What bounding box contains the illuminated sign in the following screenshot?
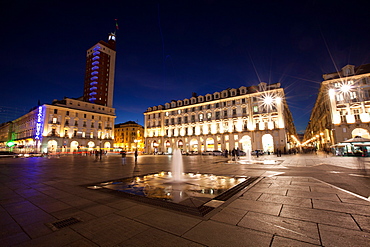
[35,106,44,140]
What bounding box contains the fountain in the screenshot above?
[245,147,252,162]
[171,149,183,182]
[87,148,260,216]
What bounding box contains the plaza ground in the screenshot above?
[0,153,369,246]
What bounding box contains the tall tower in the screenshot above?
[83,33,116,107]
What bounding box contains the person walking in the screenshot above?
[134,150,138,162]
[121,151,126,165]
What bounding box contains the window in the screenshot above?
[84,114,87,118]
[207,112,212,120]
[216,111,220,119]
[165,112,169,116]
[253,106,258,113]
[242,108,247,114]
[199,113,204,121]
[178,109,181,114]
[178,117,181,124]
[232,109,237,116]
[191,115,195,122]
[224,110,228,117]
[54,109,58,114]
[52,117,57,124]
[184,116,188,123]
[66,111,69,116]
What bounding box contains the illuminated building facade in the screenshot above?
[83,33,116,107]
[0,98,115,153]
[304,64,370,149]
[114,121,144,152]
[0,32,117,154]
[144,82,297,154]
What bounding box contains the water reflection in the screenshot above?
[99,172,247,204]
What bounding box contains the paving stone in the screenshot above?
[280,205,360,230]
[238,211,320,245]
[183,220,273,246]
[271,236,320,246]
[115,204,156,218]
[117,226,204,247]
[240,191,262,200]
[248,187,288,196]
[319,224,370,247]
[80,203,118,217]
[71,214,150,247]
[22,221,54,239]
[51,207,96,222]
[36,200,71,213]
[0,231,30,246]
[228,198,282,216]
[287,190,341,202]
[18,227,83,247]
[134,208,202,235]
[3,200,40,216]
[12,208,56,226]
[269,184,311,192]
[258,193,312,208]
[352,214,370,232]
[312,198,370,215]
[211,207,248,225]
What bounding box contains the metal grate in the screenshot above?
[48,217,82,231]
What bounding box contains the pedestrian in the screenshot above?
[236,147,240,160]
[95,150,99,161]
[231,148,236,161]
[256,150,259,158]
[121,151,126,165]
[99,149,103,161]
[224,149,228,158]
[134,150,138,162]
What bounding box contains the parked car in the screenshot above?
[239,150,246,156]
[251,150,264,155]
[212,150,224,156]
[0,151,19,158]
[201,151,213,155]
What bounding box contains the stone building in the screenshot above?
[144,82,297,154]
[304,64,370,149]
[0,97,115,154]
[114,121,144,152]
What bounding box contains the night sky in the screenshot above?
[1,1,369,133]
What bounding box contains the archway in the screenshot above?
[206,137,214,151]
[152,141,159,154]
[104,142,111,150]
[240,135,252,152]
[165,140,172,154]
[177,140,184,150]
[47,140,58,153]
[352,128,370,138]
[70,141,79,153]
[262,134,274,153]
[87,141,95,150]
[190,139,198,152]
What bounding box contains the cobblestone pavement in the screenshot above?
[0,153,369,246]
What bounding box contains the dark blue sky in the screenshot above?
[1,1,369,133]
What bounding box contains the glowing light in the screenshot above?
[35,106,44,140]
[340,84,352,93]
[264,96,273,105]
[6,141,15,147]
[328,88,336,97]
